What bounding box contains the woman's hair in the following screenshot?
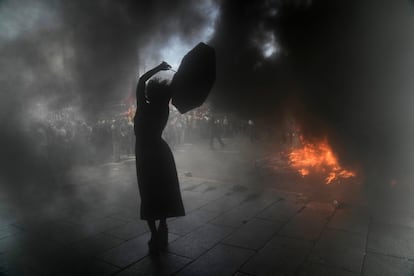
[146,78,172,103]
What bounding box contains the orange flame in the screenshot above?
[288,137,356,184]
[123,106,136,123]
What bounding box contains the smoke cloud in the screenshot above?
[209,0,414,184]
[0,0,219,216]
[1,0,414,224]
[1,1,414,271]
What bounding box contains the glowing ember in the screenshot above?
[288,136,356,184]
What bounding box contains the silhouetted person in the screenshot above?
[248,119,256,142]
[134,62,185,254]
[209,114,225,149]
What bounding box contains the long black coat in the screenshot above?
[134,82,185,220]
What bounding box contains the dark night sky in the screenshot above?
[1,0,414,214]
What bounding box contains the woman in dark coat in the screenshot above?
[134,61,185,253]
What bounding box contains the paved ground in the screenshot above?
[1,137,414,275]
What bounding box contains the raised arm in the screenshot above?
[136,62,172,104]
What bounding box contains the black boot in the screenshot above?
[148,234,160,255]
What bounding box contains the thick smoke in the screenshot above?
[0,0,217,216]
[0,0,216,115]
[209,0,414,185]
[1,0,414,270]
[2,0,414,225]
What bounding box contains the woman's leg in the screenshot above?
[159,218,167,228]
[147,220,158,253]
[158,218,168,247]
[147,220,157,237]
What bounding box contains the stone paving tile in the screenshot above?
[117,252,192,276]
[200,193,247,213]
[210,195,278,227]
[57,228,99,246]
[167,232,181,243]
[0,222,12,231]
[190,181,221,191]
[362,252,414,276]
[279,202,334,241]
[0,233,53,255]
[12,219,91,244]
[0,251,42,276]
[181,189,211,200]
[0,214,16,231]
[181,191,212,212]
[305,201,336,215]
[83,260,121,275]
[177,244,255,276]
[309,229,366,273]
[241,236,312,276]
[181,183,203,191]
[372,211,414,229]
[15,246,86,276]
[184,198,211,213]
[297,262,358,276]
[56,260,120,276]
[99,232,151,268]
[0,265,42,276]
[179,177,206,190]
[76,217,129,236]
[367,222,414,259]
[105,220,148,241]
[327,208,370,235]
[63,211,109,225]
[234,272,253,276]
[223,218,283,250]
[0,225,20,240]
[244,191,282,205]
[191,181,230,201]
[169,223,234,259]
[108,208,140,222]
[68,232,125,258]
[168,209,220,235]
[16,231,63,253]
[13,217,69,232]
[256,197,305,222]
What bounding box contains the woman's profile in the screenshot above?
[134,61,185,253]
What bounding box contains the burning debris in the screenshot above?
[288,136,356,184]
[256,133,356,185]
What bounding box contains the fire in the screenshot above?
[124,106,136,122]
[288,136,356,184]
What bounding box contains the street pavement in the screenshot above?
[1,137,414,275]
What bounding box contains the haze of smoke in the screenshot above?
[209,0,414,184]
[0,0,217,217]
[2,0,414,220]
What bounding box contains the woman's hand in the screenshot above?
[158,61,172,71]
[138,61,172,92]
